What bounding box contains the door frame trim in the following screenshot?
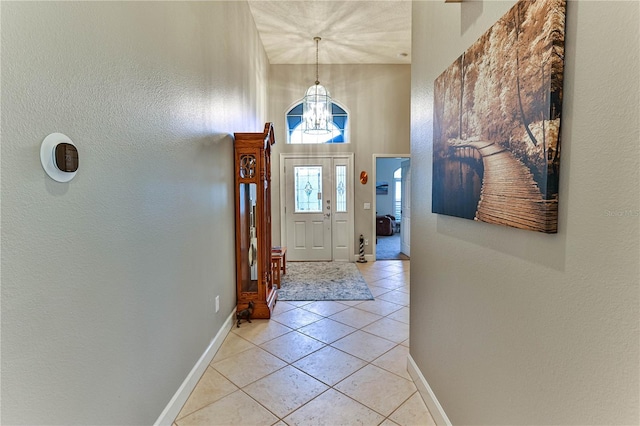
[372,154,410,261]
[280,153,355,262]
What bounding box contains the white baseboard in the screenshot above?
[154,310,235,426]
[407,354,452,426]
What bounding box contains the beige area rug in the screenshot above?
[277,262,374,301]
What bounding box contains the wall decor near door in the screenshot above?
[432,0,566,233]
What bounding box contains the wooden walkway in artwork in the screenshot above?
[452,141,557,233]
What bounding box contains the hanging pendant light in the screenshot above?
[303,37,332,135]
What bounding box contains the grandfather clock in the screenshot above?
[233,123,276,319]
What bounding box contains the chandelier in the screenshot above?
[303,37,332,134]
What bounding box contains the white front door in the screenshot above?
[284,157,332,261]
[282,155,354,261]
[400,160,411,257]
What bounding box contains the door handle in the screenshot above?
[324,213,331,219]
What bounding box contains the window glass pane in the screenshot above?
[290,123,342,144]
[333,116,347,128]
[395,180,402,219]
[336,165,347,212]
[287,116,301,128]
[294,166,322,212]
[286,102,348,144]
[328,133,344,143]
[332,104,346,115]
[290,104,303,115]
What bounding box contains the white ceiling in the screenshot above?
[247,1,412,64]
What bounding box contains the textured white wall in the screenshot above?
[268,64,411,253]
[410,1,639,424]
[1,2,267,424]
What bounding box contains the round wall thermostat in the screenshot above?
[40,133,78,182]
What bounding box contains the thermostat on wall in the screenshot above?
[40,133,78,182]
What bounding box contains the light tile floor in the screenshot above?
[174,260,436,426]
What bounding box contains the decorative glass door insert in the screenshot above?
[335,165,347,213]
[294,166,322,212]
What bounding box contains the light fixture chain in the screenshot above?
[315,36,320,85]
[303,35,332,135]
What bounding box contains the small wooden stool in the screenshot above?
[271,246,287,288]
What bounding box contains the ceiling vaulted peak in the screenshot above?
[248,1,412,64]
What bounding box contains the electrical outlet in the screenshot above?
[215,295,220,313]
[364,239,369,246]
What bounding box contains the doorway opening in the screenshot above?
[373,155,410,260]
[280,153,355,262]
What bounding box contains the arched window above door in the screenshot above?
[286,102,349,144]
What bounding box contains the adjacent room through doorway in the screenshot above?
[374,156,410,260]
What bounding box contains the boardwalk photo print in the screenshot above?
[432,0,566,233]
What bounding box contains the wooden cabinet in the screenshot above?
[234,123,276,319]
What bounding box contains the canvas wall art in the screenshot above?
[432,0,566,233]
[376,182,389,195]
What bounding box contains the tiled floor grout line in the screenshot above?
[255,302,411,423]
[380,390,421,425]
[272,267,411,423]
[227,324,412,424]
[175,261,425,425]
